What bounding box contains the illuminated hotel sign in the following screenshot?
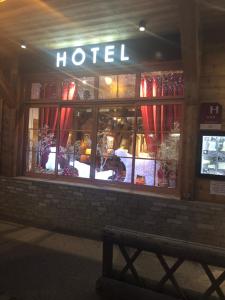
[56,43,130,68]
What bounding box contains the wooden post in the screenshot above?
[178,0,201,200]
[0,97,3,173]
[0,55,21,176]
[102,237,113,277]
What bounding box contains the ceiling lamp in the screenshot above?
[105,76,112,85]
[139,20,146,32]
[20,41,27,49]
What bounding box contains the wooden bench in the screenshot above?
[96,226,225,300]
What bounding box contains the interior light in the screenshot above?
[20,42,27,49]
[82,80,87,85]
[85,148,91,155]
[139,20,146,32]
[105,76,112,85]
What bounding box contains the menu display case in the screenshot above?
[199,131,225,178]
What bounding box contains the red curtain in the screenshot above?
[140,78,181,153]
[38,81,77,168]
[40,107,58,131]
[60,81,77,147]
[62,81,77,101]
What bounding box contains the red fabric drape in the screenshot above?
[40,107,58,131]
[38,81,77,168]
[60,81,77,147]
[62,80,77,101]
[140,78,181,154]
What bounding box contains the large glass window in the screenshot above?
[26,71,183,193]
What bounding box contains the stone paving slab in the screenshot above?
[0,220,224,300]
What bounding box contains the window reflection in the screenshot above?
[118,74,136,98]
[99,74,136,99]
[77,77,95,100]
[61,77,95,101]
[99,75,117,99]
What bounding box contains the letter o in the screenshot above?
[72,48,86,66]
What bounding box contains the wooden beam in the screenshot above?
[0,97,3,173]
[0,70,14,108]
[178,0,201,200]
[0,56,21,176]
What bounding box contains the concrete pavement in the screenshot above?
[0,220,224,300]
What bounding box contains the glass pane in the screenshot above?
[60,107,93,132]
[98,107,135,150]
[26,149,56,174]
[118,74,136,98]
[155,160,177,188]
[29,108,39,129]
[96,107,135,182]
[99,75,117,99]
[134,158,156,186]
[61,80,77,100]
[95,154,127,182]
[58,107,93,179]
[44,82,58,99]
[77,77,95,100]
[27,107,58,174]
[31,83,42,100]
[140,71,184,98]
[28,130,39,151]
[136,133,157,159]
[26,151,38,172]
[58,152,91,178]
[136,104,181,188]
[58,130,92,178]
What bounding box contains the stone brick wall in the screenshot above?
[0,176,225,247]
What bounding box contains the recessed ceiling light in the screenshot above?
[20,42,27,49]
[139,20,146,32]
[105,76,112,85]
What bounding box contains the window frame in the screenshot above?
[22,66,184,196]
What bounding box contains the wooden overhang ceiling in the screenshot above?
[0,0,224,53]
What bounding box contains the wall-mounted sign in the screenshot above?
[210,181,225,195]
[50,35,181,72]
[200,103,222,130]
[56,43,130,68]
